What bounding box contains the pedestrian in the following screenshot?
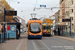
[58,27,60,36]
[0,24,2,33]
[16,29,19,39]
[1,26,4,33]
[53,29,56,35]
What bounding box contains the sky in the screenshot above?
[6,0,59,23]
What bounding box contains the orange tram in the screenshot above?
[28,18,42,39]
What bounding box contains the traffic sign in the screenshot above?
[5,10,17,16]
[40,5,46,7]
[62,19,70,22]
[46,19,53,23]
[46,21,53,23]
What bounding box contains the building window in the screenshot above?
[68,23,69,25]
[71,17,73,20]
[70,9,73,13]
[60,0,64,4]
[62,0,63,2]
[58,19,59,21]
[72,24,73,29]
[72,9,73,13]
[72,0,73,5]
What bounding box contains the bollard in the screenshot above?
[0,34,1,43]
[8,33,9,40]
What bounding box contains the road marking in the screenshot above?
[25,47,27,50]
[40,40,51,50]
[25,39,27,50]
[16,39,24,50]
[49,37,67,46]
[32,40,37,50]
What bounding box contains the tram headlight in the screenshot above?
[40,34,42,35]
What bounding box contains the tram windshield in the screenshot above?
[43,26,50,30]
[30,23,41,33]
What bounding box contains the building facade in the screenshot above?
[59,0,75,37]
[49,14,55,30]
[42,18,46,23]
[55,10,60,26]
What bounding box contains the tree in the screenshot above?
[0,0,14,22]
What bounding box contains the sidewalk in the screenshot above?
[0,32,28,50]
[54,35,75,42]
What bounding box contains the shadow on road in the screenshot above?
[28,38,42,40]
[43,35,53,37]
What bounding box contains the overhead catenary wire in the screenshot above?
[45,3,60,16]
[7,0,37,5]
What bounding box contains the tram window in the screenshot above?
[43,26,50,30]
[30,23,41,33]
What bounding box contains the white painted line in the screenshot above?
[16,39,24,50]
[32,40,37,50]
[25,40,27,50]
[40,40,50,50]
[24,47,26,50]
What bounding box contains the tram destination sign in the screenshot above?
[62,19,70,22]
[5,10,17,16]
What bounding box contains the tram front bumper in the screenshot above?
[43,33,51,36]
[28,35,42,38]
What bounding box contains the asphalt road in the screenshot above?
[28,36,75,50]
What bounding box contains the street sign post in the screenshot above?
[2,8,17,43]
[2,8,6,43]
[46,19,53,24]
[70,17,71,37]
[62,19,70,22]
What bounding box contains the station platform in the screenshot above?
[0,32,27,50]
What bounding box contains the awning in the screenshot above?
[56,23,67,26]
